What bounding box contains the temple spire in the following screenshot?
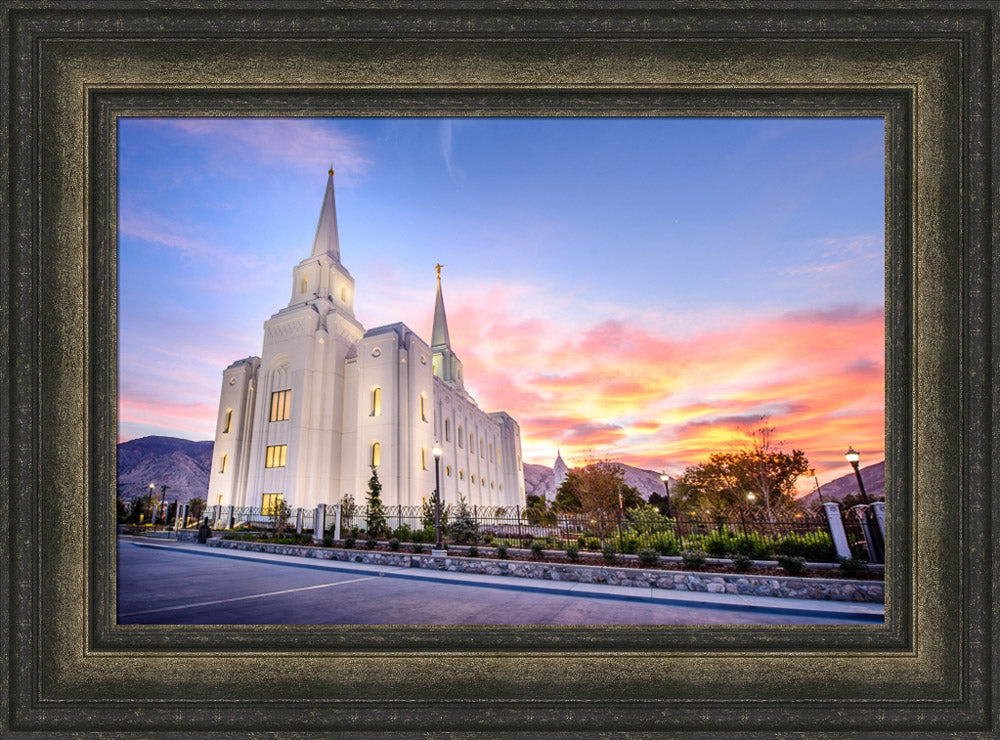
[431,264,451,349]
[310,167,341,260]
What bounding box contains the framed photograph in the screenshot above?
[2,2,995,735]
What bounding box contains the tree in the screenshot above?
[447,494,478,543]
[271,498,292,538]
[551,460,642,536]
[676,419,812,520]
[365,466,388,537]
[337,493,358,533]
[187,497,206,525]
[524,494,556,525]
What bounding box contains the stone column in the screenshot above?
[174,504,185,532]
[295,508,303,534]
[822,502,852,559]
[211,505,221,528]
[334,502,342,541]
[313,504,326,543]
[222,505,233,530]
[871,501,886,540]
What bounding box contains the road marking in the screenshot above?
[118,576,377,618]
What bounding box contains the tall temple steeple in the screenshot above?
[310,166,341,261]
[431,265,465,391]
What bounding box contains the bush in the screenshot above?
[343,536,356,549]
[482,532,494,545]
[467,545,478,558]
[731,553,754,572]
[565,545,579,561]
[411,542,424,554]
[365,536,377,550]
[322,535,333,547]
[680,549,707,569]
[836,555,869,578]
[618,536,640,555]
[496,543,508,559]
[773,531,836,562]
[776,554,807,575]
[586,537,601,551]
[448,494,479,544]
[637,549,659,566]
[649,531,680,556]
[601,543,617,564]
[530,541,545,559]
[388,538,400,551]
[392,524,412,542]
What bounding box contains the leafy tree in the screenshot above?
[646,491,673,517]
[676,419,812,520]
[365,466,388,537]
[337,493,358,533]
[627,503,670,534]
[187,497,206,524]
[551,460,643,536]
[271,498,292,538]
[524,494,555,525]
[116,496,130,523]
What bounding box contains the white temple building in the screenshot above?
[207,170,526,512]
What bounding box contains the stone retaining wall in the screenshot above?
[204,538,884,603]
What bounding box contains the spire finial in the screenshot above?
[435,263,445,281]
[328,164,334,176]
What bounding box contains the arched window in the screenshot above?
[219,454,227,473]
[301,276,307,293]
[371,442,381,467]
[421,447,427,470]
[371,387,381,416]
[446,465,452,476]
[458,426,464,448]
[223,409,232,434]
[470,432,475,449]
[340,286,347,302]
[445,418,451,442]
[420,393,428,422]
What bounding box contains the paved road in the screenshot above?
[117,538,883,626]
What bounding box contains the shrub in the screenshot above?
[447,494,479,544]
[601,543,617,564]
[365,536,377,550]
[565,545,579,561]
[773,531,836,562]
[618,536,640,554]
[649,531,680,556]
[637,549,659,566]
[482,532,494,545]
[467,545,478,557]
[343,536,355,549]
[530,541,545,559]
[388,538,400,551]
[586,537,601,551]
[776,554,807,575]
[496,543,508,559]
[322,535,333,547]
[680,549,707,569]
[392,524,412,542]
[836,555,869,578]
[411,543,423,554]
[731,553,754,572]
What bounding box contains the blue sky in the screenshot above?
[118,116,885,482]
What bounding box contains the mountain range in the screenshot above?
[117,435,884,506]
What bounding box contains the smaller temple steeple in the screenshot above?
[310,166,341,261]
[431,266,464,391]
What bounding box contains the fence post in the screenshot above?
[313,504,325,543]
[210,505,220,528]
[822,502,852,559]
[334,502,342,541]
[871,501,886,540]
[295,508,303,534]
[178,503,188,529]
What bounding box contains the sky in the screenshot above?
[118,116,885,486]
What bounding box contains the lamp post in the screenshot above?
[148,483,155,526]
[659,473,673,518]
[432,444,443,549]
[844,447,870,505]
[746,492,756,504]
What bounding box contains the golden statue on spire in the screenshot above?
[328,164,334,176]
[435,263,445,280]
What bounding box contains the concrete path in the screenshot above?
[117,536,884,625]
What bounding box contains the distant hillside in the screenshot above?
[523,461,673,501]
[117,436,214,504]
[797,461,885,506]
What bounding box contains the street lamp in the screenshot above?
[432,444,443,549]
[746,492,756,504]
[148,483,155,526]
[659,473,673,517]
[844,446,870,505]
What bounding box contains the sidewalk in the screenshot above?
[120,536,885,623]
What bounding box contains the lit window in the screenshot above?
[217,494,223,505]
[458,426,464,448]
[340,286,347,302]
[421,447,427,470]
[371,387,381,416]
[265,445,287,468]
[301,276,307,293]
[371,442,381,467]
[219,454,227,473]
[223,408,232,434]
[445,418,451,442]
[261,493,283,516]
[491,481,495,489]
[420,393,428,422]
[471,475,476,483]
[459,470,464,480]
[446,465,452,476]
[270,390,290,422]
